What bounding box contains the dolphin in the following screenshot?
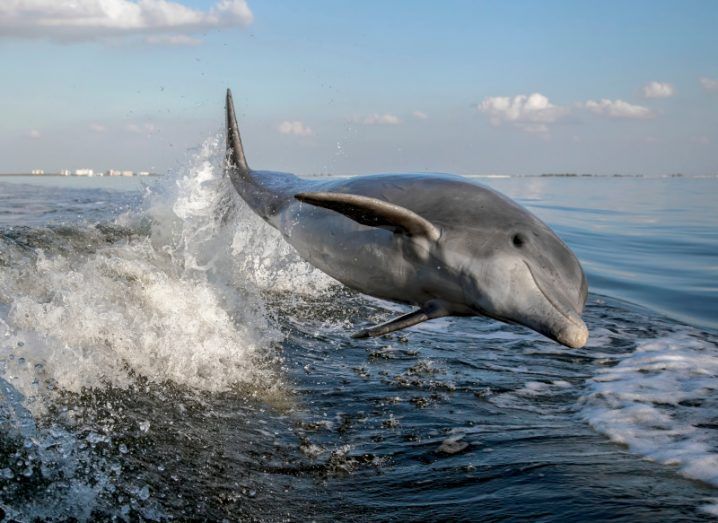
[224,89,589,348]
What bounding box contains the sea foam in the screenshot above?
[0,134,333,405]
[580,331,718,487]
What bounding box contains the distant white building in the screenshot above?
[138,171,150,176]
[121,170,134,177]
[106,169,121,177]
[75,169,94,176]
[31,169,44,175]
[59,169,70,176]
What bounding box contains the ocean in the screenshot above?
[1,135,717,521]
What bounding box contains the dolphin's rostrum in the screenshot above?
[225,89,589,348]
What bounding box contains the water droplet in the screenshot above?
[138,485,150,501]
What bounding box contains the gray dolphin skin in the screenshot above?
[225,89,589,348]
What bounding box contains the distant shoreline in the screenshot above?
[1,172,716,179]
[0,173,160,177]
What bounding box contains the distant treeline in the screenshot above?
[539,173,692,178]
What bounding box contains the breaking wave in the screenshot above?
[580,328,718,488]
[0,134,335,405]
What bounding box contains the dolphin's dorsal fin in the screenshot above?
[295,192,440,241]
[226,88,249,176]
[352,300,450,338]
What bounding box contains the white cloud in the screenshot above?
[642,81,675,99]
[584,99,654,119]
[477,93,568,134]
[145,34,202,46]
[691,135,710,145]
[478,92,659,132]
[0,0,253,42]
[412,110,428,120]
[126,122,158,134]
[699,77,718,92]
[89,123,107,132]
[278,120,313,137]
[27,129,41,139]
[355,113,401,125]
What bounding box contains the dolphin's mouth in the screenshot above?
[523,261,582,327]
[523,261,588,348]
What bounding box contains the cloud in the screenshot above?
[477,93,568,134]
[89,123,107,132]
[0,0,253,42]
[354,113,401,125]
[642,81,675,99]
[699,77,718,92]
[278,120,313,137]
[126,122,158,134]
[478,92,658,133]
[145,34,202,46]
[584,99,654,119]
[27,129,41,139]
[412,110,428,120]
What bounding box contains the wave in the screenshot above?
[580,328,718,487]
[0,134,336,405]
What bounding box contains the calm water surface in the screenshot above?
[0,154,716,521]
[482,175,718,331]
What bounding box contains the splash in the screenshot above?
[138,135,335,295]
[580,330,718,487]
[0,133,334,403]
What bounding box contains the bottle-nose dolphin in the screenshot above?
[225,89,589,348]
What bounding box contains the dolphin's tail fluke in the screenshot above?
[225,88,249,177]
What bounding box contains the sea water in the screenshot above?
[0,137,716,521]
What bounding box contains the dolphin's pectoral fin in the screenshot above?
[352,301,450,339]
[295,192,440,241]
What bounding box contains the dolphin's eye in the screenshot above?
[512,233,525,248]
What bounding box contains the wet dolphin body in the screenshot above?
[225,90,589,348]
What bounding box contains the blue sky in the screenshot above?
[0,0,716,175]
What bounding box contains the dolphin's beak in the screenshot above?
[523,261,589,349]
[554,315,589,349]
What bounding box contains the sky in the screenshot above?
[0,0,716,175]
